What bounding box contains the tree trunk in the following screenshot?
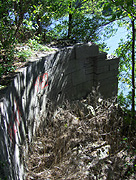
[36,15,42,36]
[68,3,72,39]
[14,1,25,37]
[131,18,135,120]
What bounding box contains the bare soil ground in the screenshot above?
[24,95,136,180]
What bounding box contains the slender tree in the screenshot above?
[131,0,135,119]
[103,0,136,120]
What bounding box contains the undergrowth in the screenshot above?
[0,38,54,87]
[15,38,54,62]
[24,92,136,180]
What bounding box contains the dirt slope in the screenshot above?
[25,96,136,180]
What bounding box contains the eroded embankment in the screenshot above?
[24,94,136,180]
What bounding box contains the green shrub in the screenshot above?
[17,50,32,62]
[27,38,51,51]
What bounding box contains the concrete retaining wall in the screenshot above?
[0,43,119,179]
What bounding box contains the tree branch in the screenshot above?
[110,0,136,19]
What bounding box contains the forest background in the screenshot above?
[0,0,135,122]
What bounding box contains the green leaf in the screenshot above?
[128,13,132,19]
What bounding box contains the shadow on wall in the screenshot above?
[0,43,119,180]
[0,47,74,180]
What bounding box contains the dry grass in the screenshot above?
[24,92,136,180]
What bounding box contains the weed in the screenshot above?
[27,38,52,51]
[25,94,136,180]
[16,50,32,62]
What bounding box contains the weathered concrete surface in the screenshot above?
[0,43,119,180]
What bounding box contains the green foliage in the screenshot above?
[117,92,131,109]
[0,0,17,78]
[0,46,16,78]
[115,29,136,111]
[27,38,52,51]
[44,0,110,42]
[97,42,110,52]
[16,50,32,62]
[116,37,132,88]
[102,0,136,117]
[49,15,102,42]
[15,38,52,62]
[69,14,101,42]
